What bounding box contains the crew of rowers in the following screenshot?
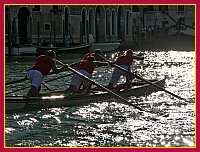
[26,49,144,97]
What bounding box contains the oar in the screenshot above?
[6,73,73,95]
[112,64,189,102]
[66,65,144,111]
[41,82,53,91]
[6,77,27,85]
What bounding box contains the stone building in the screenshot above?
[5,5,195,49]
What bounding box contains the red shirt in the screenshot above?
[77,60,96,74]
[115,54,134,68]
[31,55,53,76]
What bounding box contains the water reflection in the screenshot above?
[5,51,195,147]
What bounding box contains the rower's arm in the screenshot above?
[51,59,66,74]
[95,54,107,61]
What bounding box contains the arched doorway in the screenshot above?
[88,9,95,36]
[95,6,105,43]
[80,8,87,44]
[18,7,30,45]
[88,9,95,43]
[117,6,125,41]
[82,9,86,36]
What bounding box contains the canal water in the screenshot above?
[5,50,195,147]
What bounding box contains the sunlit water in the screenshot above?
[5,50,195,147]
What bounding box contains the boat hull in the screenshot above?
[57,44,91,53]
[5,77,165,113]
[89,42,120,52]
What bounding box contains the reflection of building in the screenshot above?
[5,5,195,48]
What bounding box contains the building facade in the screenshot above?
[5,5,195,48]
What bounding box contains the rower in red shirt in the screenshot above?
[82,49,106,61]
[26,50,67,97]
[65,56,108,95]
[108,49,144,90]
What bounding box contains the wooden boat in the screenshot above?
[89,42,120,52]
[37,43,91,54]
[57,43,91,53]
[5,77,165,113]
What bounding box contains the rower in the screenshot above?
[108,49,144,90]
[65,56,108,95]
[26,50,67,97]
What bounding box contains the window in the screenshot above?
[44,23,51,31]
[178,5,184,11]
[132,6,139,12]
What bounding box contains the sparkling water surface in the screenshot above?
[5,50,195,147]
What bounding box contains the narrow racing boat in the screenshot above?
[5,77,165,113]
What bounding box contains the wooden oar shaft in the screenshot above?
[41,82,53,91]
[5,78,27,85]
[67,66,144,111]
[6,86,30,95]
[55,59,65,66]
[112,64,189,102]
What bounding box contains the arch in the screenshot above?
[18,7,31,44]
[95,6,105,42]
[117,6,125,40]
[81,8,87,36]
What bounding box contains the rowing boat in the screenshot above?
[5,77,165,113]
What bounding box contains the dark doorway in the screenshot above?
[117,7,125,41]
[18,7,30,45]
